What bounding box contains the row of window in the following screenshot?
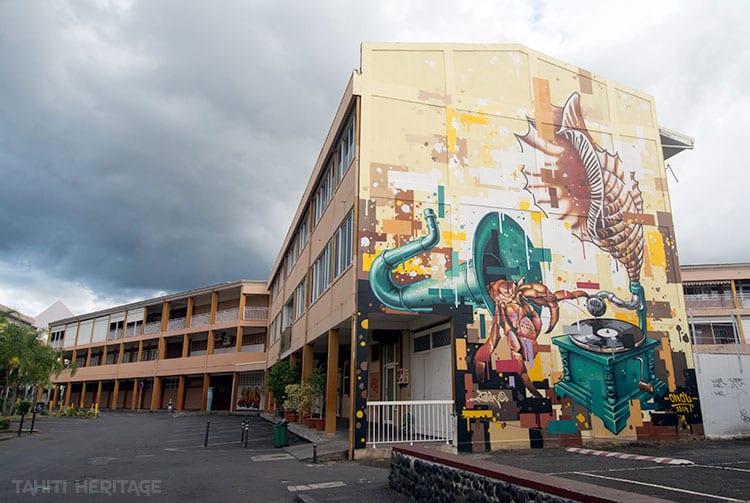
[270,110,356,301]
[268,212,354,349]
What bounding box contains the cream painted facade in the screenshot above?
[48,280,268,414]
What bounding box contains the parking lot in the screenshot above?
[0,412,407,502]
[474,438,750,502]
[2,412,749,502]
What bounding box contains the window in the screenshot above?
[163,378,179,390]
[270,272,283,302]
[294,278,306,319]
[125,320,142,337]
[337,116,355,181]
[313,161,335,225]
[334,211,354,277]
[297,212,309,253]
[282,297,294,330]
[285,238,297,276]
[108,320,124,341]
[311,241,332,302]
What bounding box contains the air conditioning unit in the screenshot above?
[221,334,233,346]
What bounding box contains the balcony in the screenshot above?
[167,317,186,331]
[244,306,268,321]
[685,293,737,310]
[215,308,239,324]
[191,312,210,327]
[144,321,161,335]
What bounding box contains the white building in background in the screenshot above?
[682,263,750,438]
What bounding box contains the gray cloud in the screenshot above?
[1,0,748,316]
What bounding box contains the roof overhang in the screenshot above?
[659,126,695,160]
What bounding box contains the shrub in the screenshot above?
[0,416,10,430]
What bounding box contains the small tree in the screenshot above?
[305,366,327,418]
[0,313,70,416]
[266,360,299,410]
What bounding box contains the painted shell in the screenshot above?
[517,93,644,283]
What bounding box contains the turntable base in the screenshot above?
[553,334,666,435]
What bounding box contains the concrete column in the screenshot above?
[79,382,87,408]
[301,343,314,381]
[207,330,215,355]
[210,292,218,324]
[95,381,103,409]
[182,334,190,358]
[117,342,125,364]
[176,376,186,411]
[51,385,60,408]
[151,377,162,411]
[201,373,210,411]
[111,380,120,410]
[231,372,239,412]
[137,340,143,362]
[325,329,339,435]
[131,380,138,410]
[186,297,194,328]
[64,383,72,407]
[160,302,170,332]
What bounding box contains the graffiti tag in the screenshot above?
[663,391,698,414]
[468,390,510,410]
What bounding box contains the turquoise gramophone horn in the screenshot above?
[368,209,543,312]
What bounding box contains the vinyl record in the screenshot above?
[567,318,645,353]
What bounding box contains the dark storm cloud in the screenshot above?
[0,1,360,296]
[2,0,748,316]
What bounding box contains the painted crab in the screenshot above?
[473,278,588,396]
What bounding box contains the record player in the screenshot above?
[552,286,666,435]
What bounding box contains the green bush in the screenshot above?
[0,416,10,430]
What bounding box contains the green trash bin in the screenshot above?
[273,420,288,448]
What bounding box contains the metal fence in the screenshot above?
[366,400,454,447]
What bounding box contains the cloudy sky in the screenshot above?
[1,0,747,318]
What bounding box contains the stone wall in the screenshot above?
[388,446,671,503]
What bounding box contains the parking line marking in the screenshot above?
[287,481,346,492]
[693,464,750,473]
[566,447,694,465]
[572,472,745,502]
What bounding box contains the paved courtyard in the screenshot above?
[0,412,406,502]
[2,412,749,502]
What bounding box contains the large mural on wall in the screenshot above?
[356,47,700,452]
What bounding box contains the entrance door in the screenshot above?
[411,325,453,437]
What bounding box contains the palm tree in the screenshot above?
[0,311,70,416]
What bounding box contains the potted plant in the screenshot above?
[282,383,301,422]
[306,366,327,430]
[267,360,299,417]
[298,382,315,427]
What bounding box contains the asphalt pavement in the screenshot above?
[0,412,408,503]
[1,412,748,502]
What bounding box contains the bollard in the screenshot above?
[240,420,246,443]
[17,413,25,437]
[29,408,37,435]
[244,423,249,448]
[313,443,318,464]
[204,420,210,447]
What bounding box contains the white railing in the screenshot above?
[167,317,186,330]
[191,312,210,327]
[244,306,268,321]
[144,321,161,334]
[366,400,454,447]
[215,308,239,323]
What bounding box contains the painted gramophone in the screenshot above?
[520,93,669,434]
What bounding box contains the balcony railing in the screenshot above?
[244,306,268,321]
[366,400,455,447]
[215,308,239,324]
[684,293,749,309]
[191,312,210,327]
[167,317,186,330]
[144,321,161,335]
